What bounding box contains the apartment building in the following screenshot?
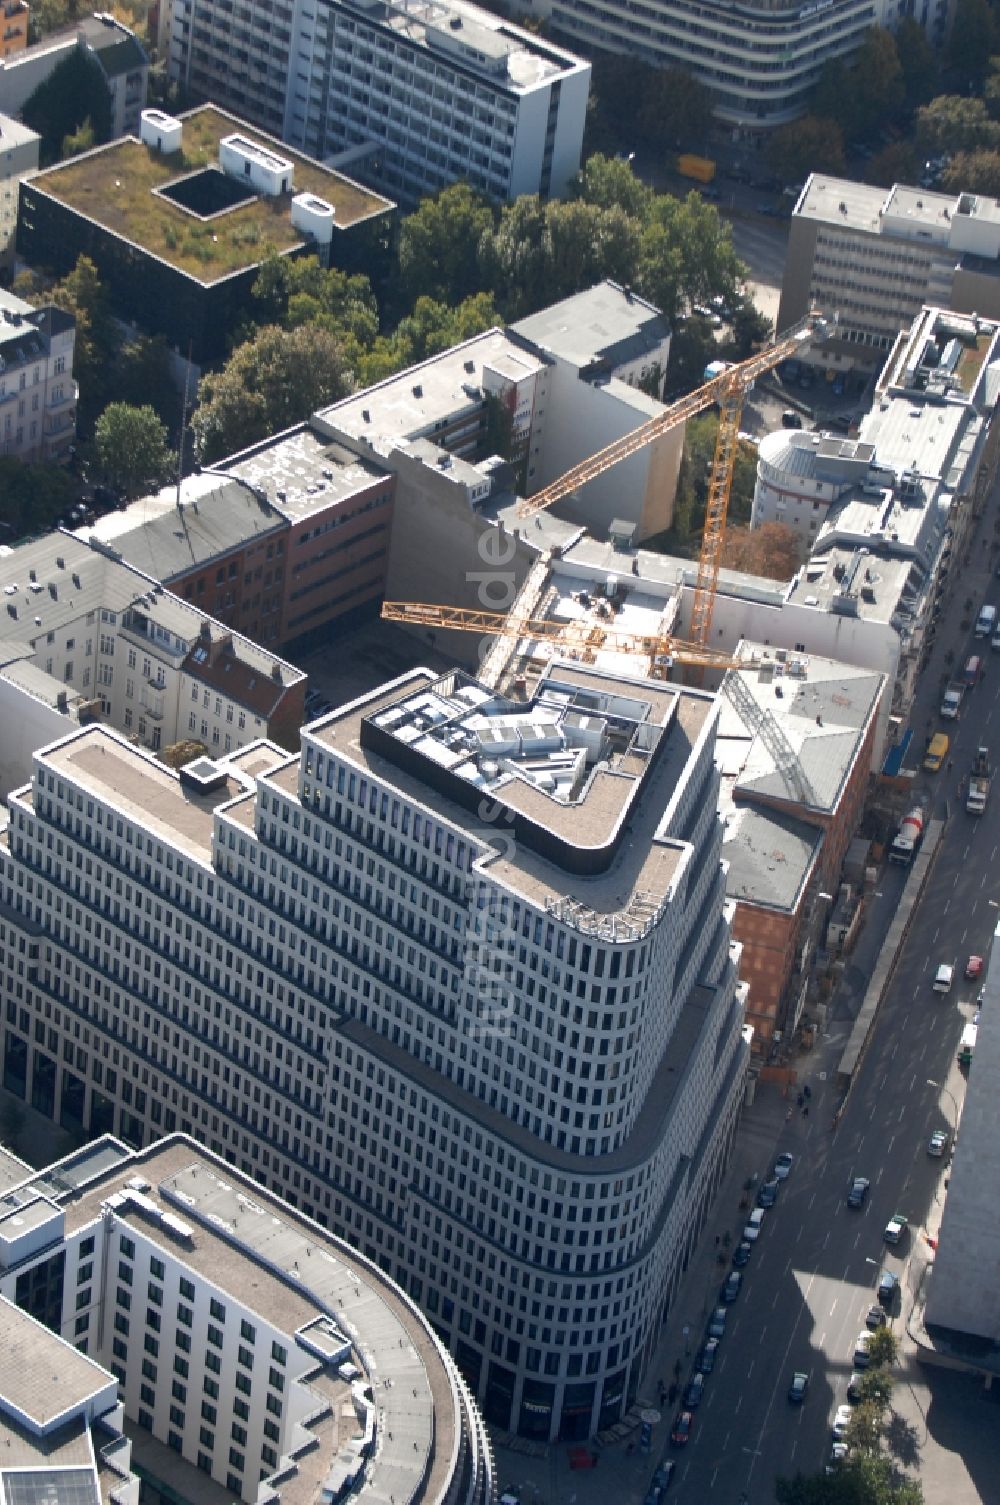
[0,14,147,135]
[0,1,27,58]
[779,175,1000,365]
[0,286,75,461]
[0,655,748,1441]
[517,0,949,130]
[168,0,590,204]
[0,530,306,798]
[0,1135,493,1504]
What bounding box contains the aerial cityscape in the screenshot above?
[0,1,995,1503]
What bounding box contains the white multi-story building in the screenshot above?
[0,657,748,1441]
[780,175,1000,364]
[0,112,37,270]
[517,0,949,131]
[168,0,590,204]
[0,1134,493,1504]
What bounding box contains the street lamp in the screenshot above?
[927,1077,959,1128]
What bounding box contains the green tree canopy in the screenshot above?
[94,403,173,501]
[192,324,354,464]
[895,17,939,115]
[585,56,713,156]
[44,255,118,435]
[572,154,655,221]
[916,93,1000,154]
[866,1325,899,1369]
[22,48,112,164]
[249,253,379,350]
[851,28,905,139]
[0,458,77,540]
[396,182,495,308]
[766,116,845,181]
[865,140,920,188]
[941,146,1000,191]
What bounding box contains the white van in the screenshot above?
[975,604,997,639]
[933,964,953,994]
[743,1208,765,1242]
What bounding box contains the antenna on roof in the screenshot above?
[176,340,194,511]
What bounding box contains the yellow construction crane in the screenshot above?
[515,309,826,649]
[380,600,740,677]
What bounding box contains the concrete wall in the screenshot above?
[0,677,75,800]
[950,263,1000,324]
[777,213,820,334]
[925,916,1000,1340]
[381,451,539,666]
[531,372,683,542]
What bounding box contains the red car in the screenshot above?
[966,955,983,980]
[671,1410,694,1447]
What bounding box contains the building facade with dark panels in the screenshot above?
[16,105,394,365]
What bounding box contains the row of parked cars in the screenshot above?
[662,1151,795,1470]
[826,1271,899,1473]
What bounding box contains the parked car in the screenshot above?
[832,1404,853,1440]
[884,1213,908,1245]
[788,1371,809,1404]
[966,955,983,980]
[878,1271,899,1308]
[652,1457,676,1491]
[847,1176,869,1208]
[707,1306,728,1339]
[774,1152,794,1180]
[866,1304,887,1330]
[826,1442,850,1475]
[846,1371,865,1403]
[684,1372,706,1409]
[640,1420,653,1453]
[697,1338,719,1373]
[721,1271,742,1303]
[732,1240,752,1268]
[757,1178,779,1209]
[853,1331,873,1368]
[927,1129,949,1158]
[670,1411,693,1447]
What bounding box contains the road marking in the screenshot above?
[734,1395,742,1414]
[853,1229,862,1249]
[819,1330,826,1347]
[747,1360,753,1379]
[722,1431,730,1453]
[829,1297,838,1316]
[891,1043,898,1060]
[898,1104,906,1122]
[790,1438,798,1459]
[823,1231,830,1249]
[759,1326,766,1343]
[807,1191,816,1210]
[876,1166,884,1183]
[710,1466,719,1489]
[962,926,969,944]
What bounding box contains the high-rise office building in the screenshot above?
[0,658,747,1440]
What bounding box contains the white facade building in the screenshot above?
[0,658,748,1442]
[780,175,1000,361]
[517,0,948,130]
[0,287,76,462]
[168,0,590,203]
[0,112,38,270]
[0,1135,493,1504]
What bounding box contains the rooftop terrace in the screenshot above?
[31,105,392,284]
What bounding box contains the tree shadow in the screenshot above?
[884,1408,921,1469]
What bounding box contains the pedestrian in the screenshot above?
[802,1105,809,1116]
[715,1234,720,1248]
[948,758,954,772]
[785,1107,793,1122]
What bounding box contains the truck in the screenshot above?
[958,1020,978,1066]
[677,153,716,184]
[967,746,991,815]
[923,732,949,772]
[940,681,964,719]
[889,805,926,864]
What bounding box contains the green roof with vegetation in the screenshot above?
[31,105,393,283]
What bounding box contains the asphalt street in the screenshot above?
[661,531,1000,1503]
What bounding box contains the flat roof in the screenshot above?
[318,328,547,459]
[795,173,950,236]
[29,105,393,285]
[223,424,389,518]
[721,802,821,913]
[511,279,669,370]
[0,1297,113,1431]
[369,0,586,87]
[46,1137,459,1505]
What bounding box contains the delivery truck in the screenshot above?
[967,746,991,815]
[677,154,716,184]
[889,805,926,864]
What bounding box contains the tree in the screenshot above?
[159,739,209,770]
[543,198,641,303]
[811,58,857,135]
[640,66,714,152]
[94,403,173,500]
[729,298,771,358]
[22,48,112,164]
[397,182,495,308]
[249,253,379,351]
[895,17,939,116]
[865,140,920,188]
[844,1399,884,1454]
[479,195,551,320]
[941,147,1000,193]
[866,1324,899,1369]
[0,458,77,539]
[948,0,997,88]
[110,336,180,435]
[854,1366,894,1413]
[574,153,655,221]
[193,324,354,463]
[720,522,802,579]
[61,114,94,160]
[777,1457,924,1505]
[43,255,118,435]
[916,94,1000,154]
[850,28,904,139]
[767,116,845,182]
[585,56,712,156]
